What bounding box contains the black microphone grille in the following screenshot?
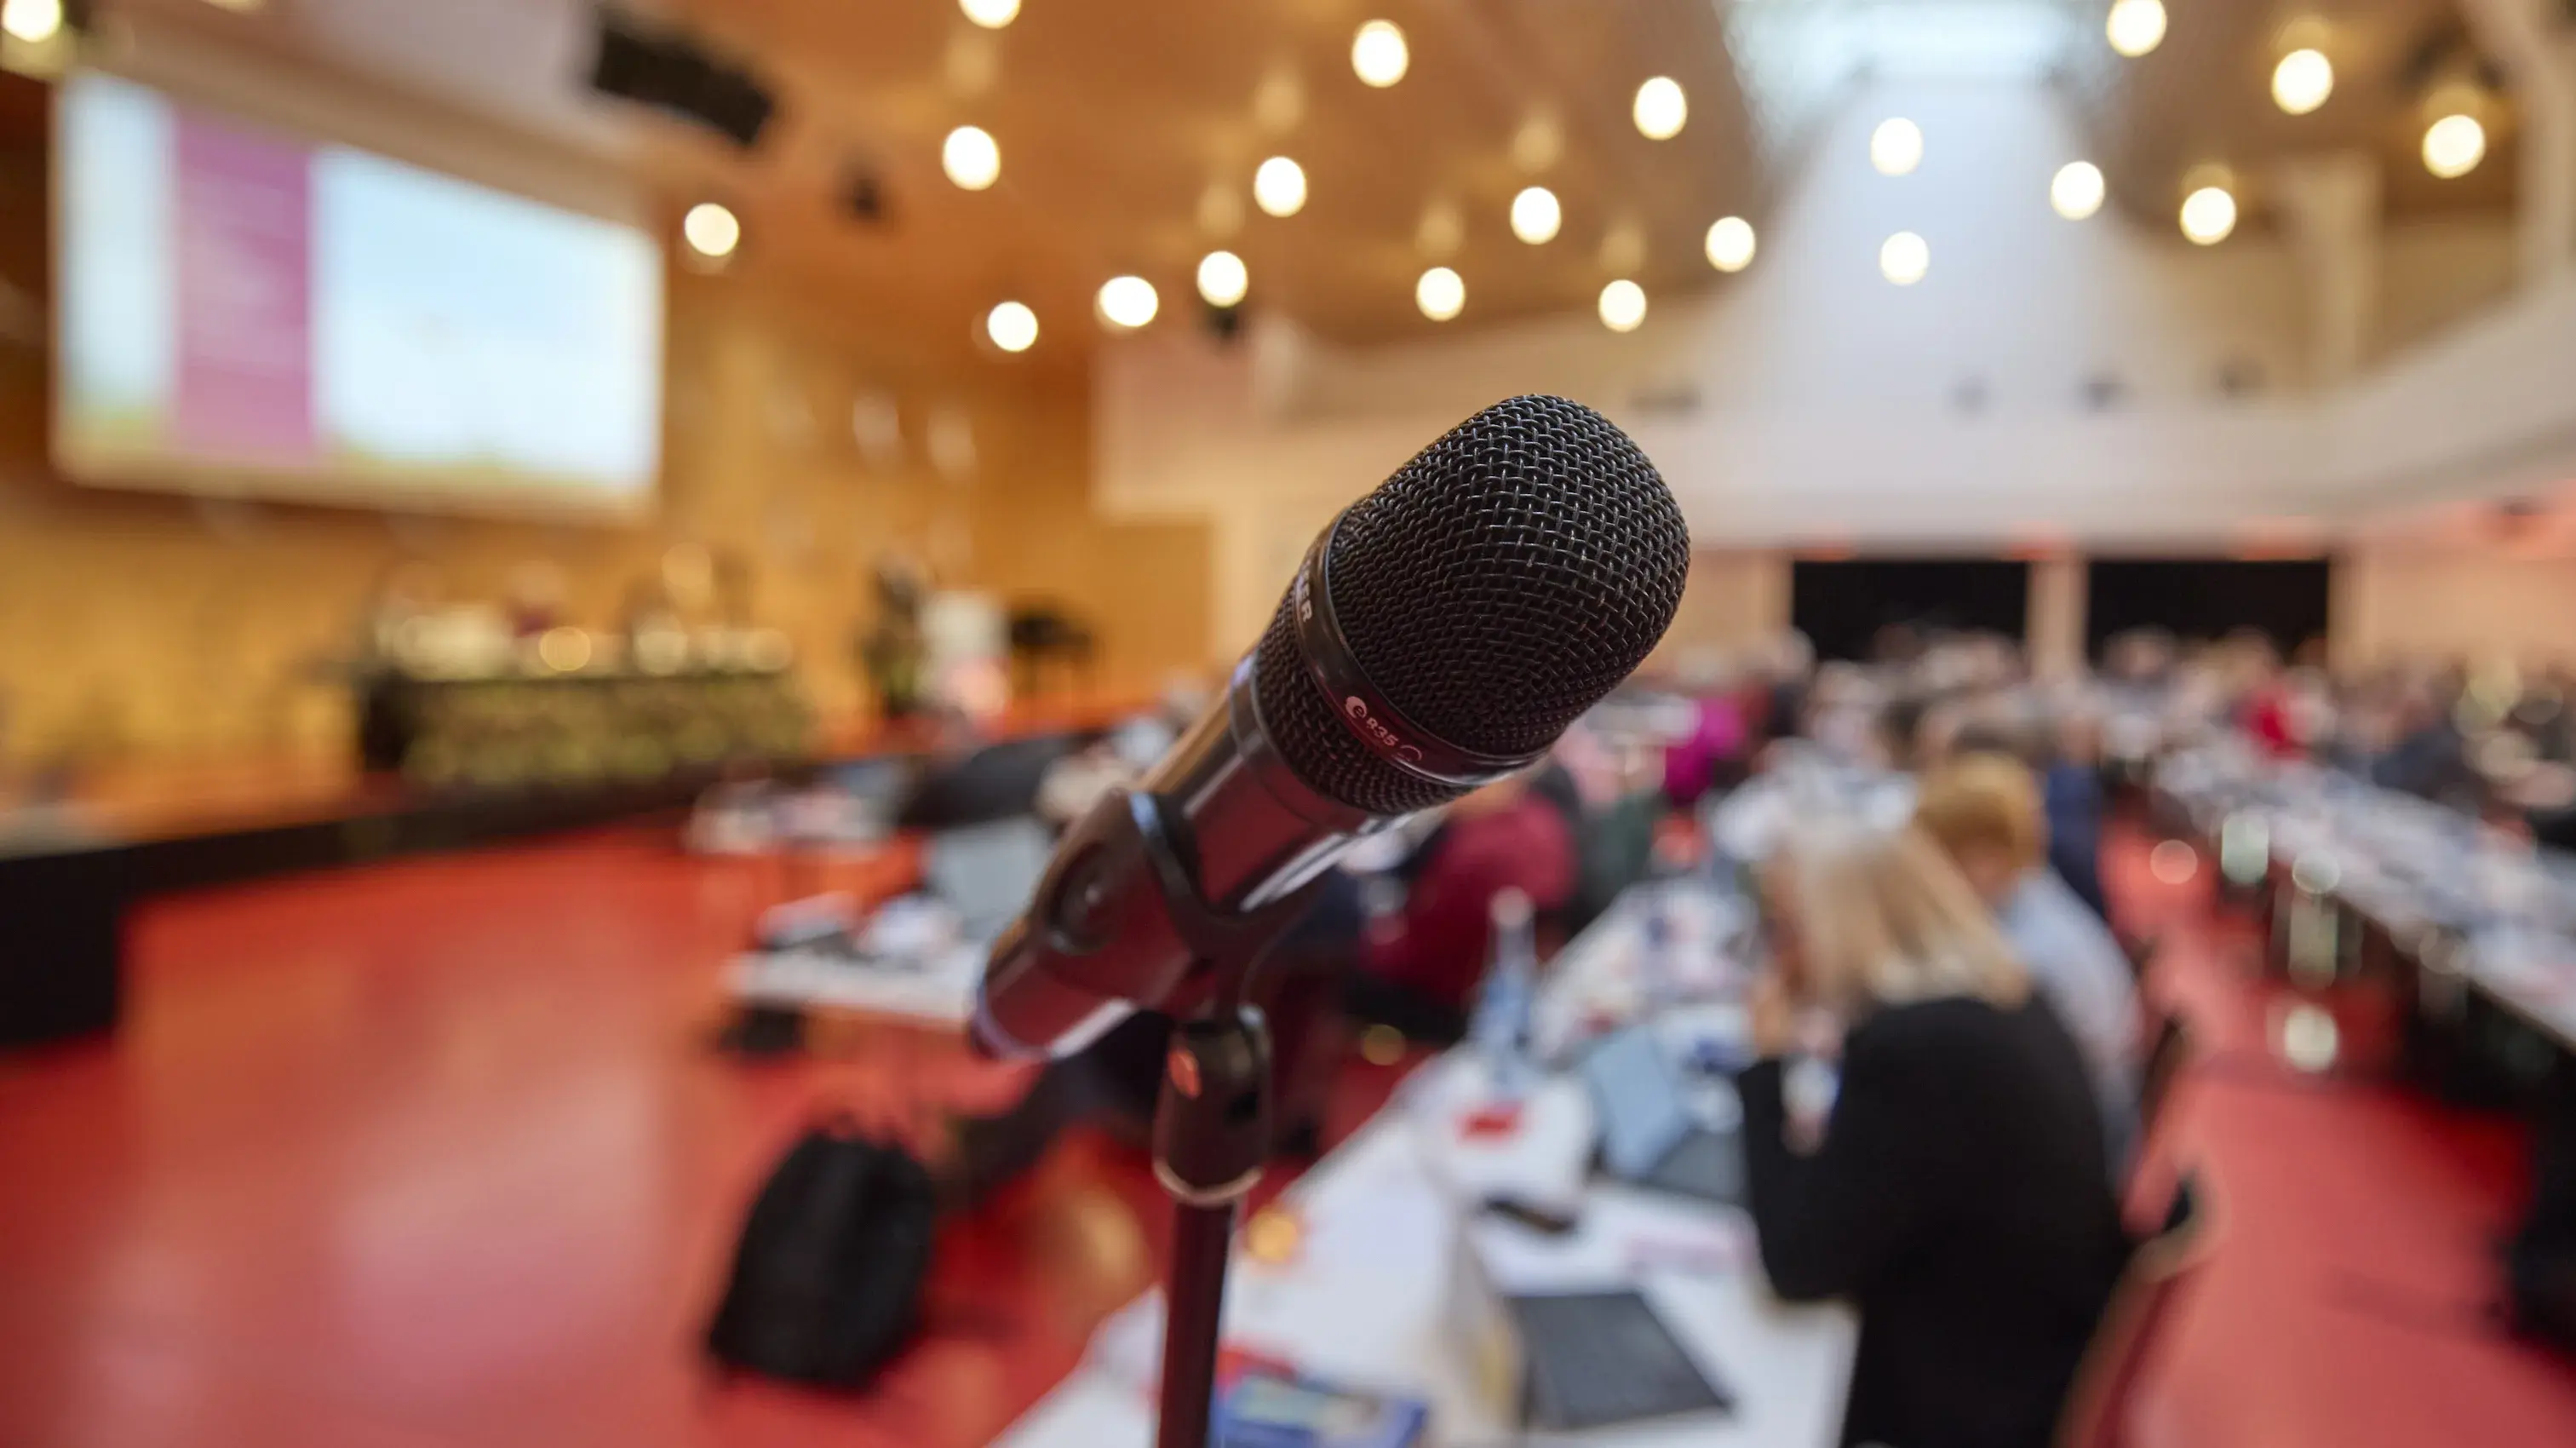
[1253,395,1690,815]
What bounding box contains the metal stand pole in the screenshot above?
[1147,999,1277,1448]
[1113,796,1314,1448]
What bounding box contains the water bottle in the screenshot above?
[1638,829,1697,1010]
[1473,888,1538,1097]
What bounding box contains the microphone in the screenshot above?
[972,395,1691,1058]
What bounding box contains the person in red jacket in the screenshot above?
[1345,771,1578,1043]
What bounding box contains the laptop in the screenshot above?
[1511,1290,1734,1431]
[1581,1025,1747,1207]
[921,817,1055,941]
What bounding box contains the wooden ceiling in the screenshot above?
[37,1,2535,368]
[646,0,1758,354]
[2085,0,2521,223]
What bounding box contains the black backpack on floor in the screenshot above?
[705,1122,938,1387]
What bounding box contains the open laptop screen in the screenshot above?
[1582,1026,1695,1181]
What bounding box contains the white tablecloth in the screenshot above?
[995,897,1857,1448]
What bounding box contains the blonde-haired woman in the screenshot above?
[1742,824,2128,1448]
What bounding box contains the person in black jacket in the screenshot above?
[1739,823,2131,1448]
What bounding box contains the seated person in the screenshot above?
[2371,681,2481,809]
[1741,824,2131,1448]
[1345,771,1576,1044]
[1543,717,1666,934]
[1912,754,2142,1173]
[2038,708,2114,922]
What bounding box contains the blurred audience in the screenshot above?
[1660,652,1751,808]
[2039,708,2114,922]
[2370,676,2481,808]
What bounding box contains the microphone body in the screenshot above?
[972,395,1692,1059]
[972,654,1384,1058]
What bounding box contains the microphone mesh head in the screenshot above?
[1253,395,1690,814]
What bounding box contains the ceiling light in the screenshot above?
[1253,69,1304,134]
[1197,182,1244,236]
[1351,20,1408,88]
[1097,275,1159,330]
[1871,118,1924,176]
[1879,231,1929,285]
[1510,187,1562,244]
[1512,113,1563,173]
[1196,250,1248,307]
[2424,113,2486,179]
[2271,49,2332,115]
[984,301,1038,353]
[1254,156,1306,216]
[1415,199,1465,258]
[2,0,62,43]
[1705,215,1756,272]
[1598,223,1646,274]
[680,202,740,259]
[2179,185,2237,244]
[943,125,1001,190]
[1632,77,1687,141]
[959,0,1018,27]
[1598,279,1647,332]
[2051,161,2106,220]
[2105,0,2166,58]
[1415,267,1465,321]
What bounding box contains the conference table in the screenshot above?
[2155,743,2576,1061]
[994,883,1859,1448]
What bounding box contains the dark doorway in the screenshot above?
[1790,559,2031,662]
[2084,558,2332,660]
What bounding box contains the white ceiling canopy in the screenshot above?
[1721,0,2091,163]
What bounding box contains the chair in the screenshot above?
[2115,928,2159,984]
[2135,1008,2196,1146]
[2057,1171,2221,1448]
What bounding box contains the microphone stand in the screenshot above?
[1116,788,1330,1448]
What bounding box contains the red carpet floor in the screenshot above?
[2107,831,2576,1448]
[0,824,2571,1446]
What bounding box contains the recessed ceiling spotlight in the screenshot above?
[1879,230,1929,284]
[1351,20,1408,88]
[1196,250,1248,307]
[1871,118,1924,175]
[681,202,740,259]
[942,125,1001,190]
[1,0,63,43]
[2271,49,2332,115]
[984,301,1037,353]
[1705,215,1756,272]
[1415,266,1465,321]
[2106,0,2166,58]
[1097,275,1159,330]
[2051,161,2105,220]
[1633,77,1687,140]
[1510,186,1562,244]
[1254,156,1307,216]
[1598,279,1647,331]
[2424,113,2486,178]
[2179,185,2237,244]
[1512,113,1563,173]
[1416,198,1464,258]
